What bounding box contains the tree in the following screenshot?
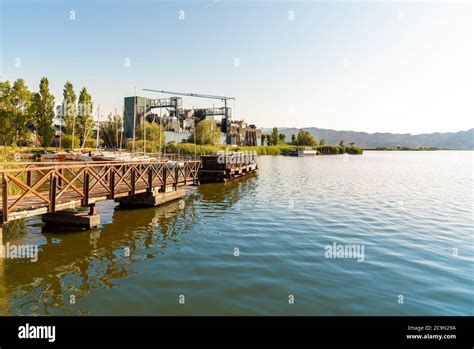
[261,134,266,146]
[291,134,296,145]
[30,77,55,147]
[0,81,15,146]
[349,142,355,147]
[192,119,220,145]
[278,133,286,144]
[11,79,32,146]
[100,112,125,148]
[76,87,93,145]
[266,134,272,145]
[339,140,346,146]
[61,134,80,150]
[272,127,279,145]
[136,121,164,144]
[295,129,317,146]
[62,81,77,141]
[319,139,326,146]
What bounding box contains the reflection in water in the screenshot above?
[196,172,258,210]
[0,175,255,315]
[2,199,190,314]
[1,220,28,315]
[0,227,5,315]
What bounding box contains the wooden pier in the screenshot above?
[199,153,258,183]
[0,160,200,226]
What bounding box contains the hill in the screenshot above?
[260,127,474,150]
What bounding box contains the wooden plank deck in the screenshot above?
[0,161,200,223]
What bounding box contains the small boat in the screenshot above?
[91,151,132,162]
[289,147,317,156]
[91,156,116,162]
[40,152,67,161]
[129,155,157,162]
[77,154,92,162]
[56,152,67,160]
[40,153,58,160]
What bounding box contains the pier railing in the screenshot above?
[0,160,200,223]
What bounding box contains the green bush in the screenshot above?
[317,145,339,155]
[316,145,363,155]
[128,140,169,153]
[346,146,363,155]
[62,134,81,150]
[83,138,97,148]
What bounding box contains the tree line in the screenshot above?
[261,127,321,146]
[0,77,95,149]
[261,127,359,148]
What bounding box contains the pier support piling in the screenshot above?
[116,188,185,207]
[42,210,100,229]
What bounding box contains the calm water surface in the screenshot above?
[1,151,473,315]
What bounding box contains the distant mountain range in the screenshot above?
[260,127,474,150]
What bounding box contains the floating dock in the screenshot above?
[199,152,258,183]
[288,147,317,156]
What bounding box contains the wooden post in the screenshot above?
[193,163,199,185]
[49,173,57,213]
[130,166,136,195]
[82,170,90,206]
[57,168,63,190]
[2,175,8,223]
[148,166,153,193]
[162,165,167,192]
[174,166,179,191]
[26,170,32,187]
[89,204,97,216]
[109,170,115,199]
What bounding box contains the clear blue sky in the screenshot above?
[1,0,472,134]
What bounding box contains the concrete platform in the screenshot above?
[116,188,185,207]
[42,211,100,229]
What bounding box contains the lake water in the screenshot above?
[1,151,473,315]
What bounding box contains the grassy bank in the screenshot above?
[165,143,363,156]
[0,144,364,162]
[0,146,62,162]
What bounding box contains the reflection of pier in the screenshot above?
[1,161,200,227]
[0,194,201,315]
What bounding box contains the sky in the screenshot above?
[1,0,472,134]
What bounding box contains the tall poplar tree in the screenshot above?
[30,77,55,147]
[0,81,15,146]
[76,87,93,145]
[62,81,77,133]
[11,79,32,146]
